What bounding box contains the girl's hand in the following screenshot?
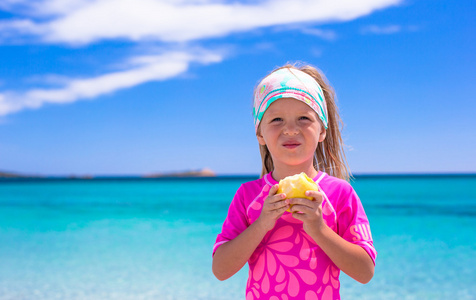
[288,190,325,236]
[256,184,289,232]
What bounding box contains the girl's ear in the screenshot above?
[319,128,327,142]
[256,132,266,146]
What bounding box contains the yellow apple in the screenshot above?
[277,172,319,212]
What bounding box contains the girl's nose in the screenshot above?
[283,123,299,135]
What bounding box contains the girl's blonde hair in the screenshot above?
[256,63,351,181]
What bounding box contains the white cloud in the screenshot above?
[0,0,402,116]
[0,49,223,116]
[1,0,401,45]
[0,19,46,41]
[0,0,92,16]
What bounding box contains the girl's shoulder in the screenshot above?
[239,176,269,194]
[318,172,354,192]
[318,173,358,207]
[234,175,274,208]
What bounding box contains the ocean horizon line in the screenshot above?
[1,171,475,182]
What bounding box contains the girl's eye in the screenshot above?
[299,116,310,121]
[271,117,283,122]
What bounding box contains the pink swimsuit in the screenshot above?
[213,172,377,300]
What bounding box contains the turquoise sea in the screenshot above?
[0,175,475,299]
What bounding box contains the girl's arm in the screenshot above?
[212,185,289,281]
[212,217,268,281]
[289,191,374,284]
[306,221,374,284]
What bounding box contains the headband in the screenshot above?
[252,68,328,131]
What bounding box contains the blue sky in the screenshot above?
[0,0,474,176]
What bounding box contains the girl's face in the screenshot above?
[257,98,326,175]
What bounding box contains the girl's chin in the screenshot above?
[274,159,316,170]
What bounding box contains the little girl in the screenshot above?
[212,64,376,300]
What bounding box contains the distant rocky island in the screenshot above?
[0,170,92,179]
[0,168,216,179]
[143,168,216,178]
[0,171,41,178]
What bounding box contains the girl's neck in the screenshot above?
[271,164,318,181]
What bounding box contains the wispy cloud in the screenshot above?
[0,49,223,116]
[299,27,337,40]
[0,0,402,116]
[273,24,337,41]
[310,47,323,57]
[361,25,401,34]
[360,24,419,35]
